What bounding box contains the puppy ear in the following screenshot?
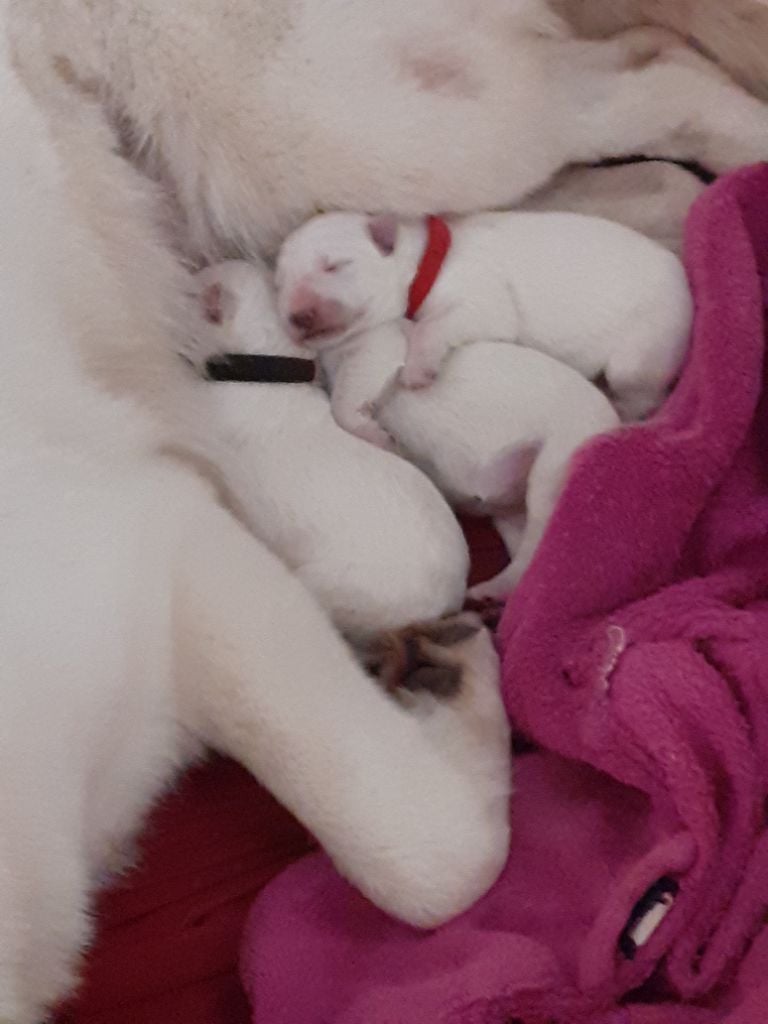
[199,279,236,325]
[367,213,398,256]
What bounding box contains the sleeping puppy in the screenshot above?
[276,209,693,422]
[0,20,511,1022]
[308,321,621,598]
[190,259,469,641]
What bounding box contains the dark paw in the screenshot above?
[360,612,482,699]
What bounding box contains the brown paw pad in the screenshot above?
[361,613,482,699]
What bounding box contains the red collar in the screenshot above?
[406,215,452,320]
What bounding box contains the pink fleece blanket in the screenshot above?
[240,164,768,1024]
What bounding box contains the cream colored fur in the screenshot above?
[0,9,512,1020]
[554,0,768,99]
[9,0,768,262]
[3,0,768,1016]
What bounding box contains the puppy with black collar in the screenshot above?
[192,259,471,640]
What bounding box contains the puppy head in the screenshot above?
[193,259,289,356]
[275,211,403,351]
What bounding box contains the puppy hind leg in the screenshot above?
[400,320,454,390]
[604,332,687,422]
[464,511,527,605]
[468,516,547,601]
[494,510,528,560]
[468,443,570,601]
[172,501,511,928]
[471,439,541,510]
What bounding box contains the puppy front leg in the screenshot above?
[173,503,511,928]
[401,320,454,390]
[330,378,395,450]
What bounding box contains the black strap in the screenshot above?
[592,155,716,186]
[205,353,317,384]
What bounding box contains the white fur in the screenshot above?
[10,1,768,259]
[3,0,763,1011]
[321,325,621,597]
[276,209,693,421]
[0,23,512,1022]
[190,260,469,639]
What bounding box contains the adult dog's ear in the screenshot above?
[367,213,399,255]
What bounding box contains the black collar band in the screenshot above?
[205,352,317,384]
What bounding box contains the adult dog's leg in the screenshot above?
[173,501,511,929]
[553,0,768,100]
[560,29,768,171]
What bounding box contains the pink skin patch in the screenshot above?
[398,49,484,100]
[285,286,349,345]
[285,280,362,347]
[202,282,223,324]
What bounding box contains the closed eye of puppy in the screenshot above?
[276,209,692,423]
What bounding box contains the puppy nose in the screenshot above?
[289,309,317,334]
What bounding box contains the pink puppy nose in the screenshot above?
[289,308,318,334]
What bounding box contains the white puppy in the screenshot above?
[11,1,768,258]
[190,260,469,640]
[276,210,693,421]
[0,21,511,1022]
[313,325,621,599]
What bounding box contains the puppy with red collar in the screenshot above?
[276,209,692,422]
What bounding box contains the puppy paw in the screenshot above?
[468,576,515,604]
[349,414,396,450]
[400,359,440,390]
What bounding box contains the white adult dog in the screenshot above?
[0,14,512,1023]
[9,0,768,262]
[555,0,768,100]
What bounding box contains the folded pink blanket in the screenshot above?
[240,164,768,1024]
